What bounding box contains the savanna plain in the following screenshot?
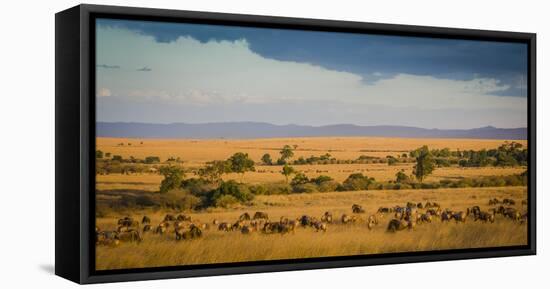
[95,137,528,270]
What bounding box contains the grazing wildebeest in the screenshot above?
[321,211,333,223]
[253,211,269,220]
[377,207,392,214]
[488,198,501,205]
[232,220,245,231]
[154,225,167,234]
[241,225,255,234]
[262,221,289,234]
[341,214,357,224]
[96,230,119,246]
[419,213,433,224]
[352,204,365,214]
[521,199,527,206]
[212,219,220,225]
[300,215,314,227]
[142,224,152,233]
[117,230,142,243]
[503,208,521,221]
[467,206,481,217]
[417,202,423,209]
[367,214,379,230]
[503,198,516,206]
[426,208,441,217]
[386,219,413,232]
[474,211,495,223]
[141,216,151,224]
[175,224,202,240]
[218,222,232,232]
[118,217,139,228]
[452,211,468,223]
[239,212,251,221]
[441,211,453,222]
[164,214,176,222]
[177,214,192,222]
[312,221,327,232]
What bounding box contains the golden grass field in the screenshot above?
[96,137,528,165]
[95,136,528,270]
[96,186,527,270]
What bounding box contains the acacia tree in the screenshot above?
[228,152,255,182]
[281,164,296,184]
[261,153,273,165]
[278,145,295,164]
[198,160,231,184]
[412,145,435,182]
[159,166,185,193]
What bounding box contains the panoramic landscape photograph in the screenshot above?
[94,18,529,270]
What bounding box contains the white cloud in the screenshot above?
[96,26,527,127]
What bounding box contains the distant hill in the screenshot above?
[96,122,527,140]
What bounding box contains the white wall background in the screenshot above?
[0,0,546,287]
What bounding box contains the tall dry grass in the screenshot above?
[96,186,527,270]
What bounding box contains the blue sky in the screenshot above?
[95,18,528,129]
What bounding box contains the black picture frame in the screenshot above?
[55,4,536,284]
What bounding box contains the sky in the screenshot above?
[95,18,528,129]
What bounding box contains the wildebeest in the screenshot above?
[441,211,453,222]
[118,216,139,228]
[321,211,333,223]
[117,230,142,243]
[386,219,414,232]
[253,211,269,220]
[488,198,501,205]
[377,207,393,213]
[474,211,495,223]
[426,208,441,217]
[352,204,365,213]
[96,230,119,246]
[154,225,167,234]
[212,219,220,225]
[241,225,255,234]
[452,211,468,223]
[175,224,202,240]
[262,221,293,234]
[503,198,516,205]
[367,214,379,230]
[417,202,423,209]
[300,215,314,227]
[177,214,192,222]
[232,220,245,231]
[142,224,152,233]
[467,206,481,217]
[424,201,440,209]
[341,214,357,224]
[312,221,327,232]
[502,208,521,221]
[142,216,151,224]
[418,213,433,224]
[239,212,251,221]
[218,222,232,232]
[164,214,176,222]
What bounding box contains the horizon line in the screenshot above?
[96,121,527,131]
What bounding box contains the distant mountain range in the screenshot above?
[96,122,527,140]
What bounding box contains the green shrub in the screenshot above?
[214,194,239,208]
[292,183,318,193]
[341,173,375,191]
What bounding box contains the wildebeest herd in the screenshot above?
[96,198,528,246]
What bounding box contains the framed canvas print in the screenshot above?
[55,4,536,284]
